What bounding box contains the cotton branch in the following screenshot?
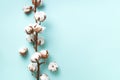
[20,0,59,80]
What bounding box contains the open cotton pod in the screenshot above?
[28,63,38,72]
[32,0,43,7]
[33,23,46,33]
[26,34,35,42]
[48,62,58,72]
[37,37,44,45]
[19,47,28,56]
[40,50,48,59]
[34,11,46,22]
[33,24,42,33]
[40,74,49,80]
[41,26,46,32]
[30,52,41,62]
[23,5,32,14]
[25,24,34,34]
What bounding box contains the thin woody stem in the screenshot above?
[39,61,46,65]
[34,0,38,52]
[36,59,40,80]
[35,32,38,52]
[34,0,37,13]
[34,1,40,80]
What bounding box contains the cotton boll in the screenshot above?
[25,24,34,34]
[19,47,28,56]
[40,74,49,80]
[31,52,41,62]
[28,63,38,72]
[23,5,32,14]
[37,39,41,45]
[34,11,46,22]
[41,26,46,32]
[32,0,42,7]
[33,24,42,33]
[26,34,35,42]
[40,50,48,59]
[37,37,44,45]
[48,62,58,72]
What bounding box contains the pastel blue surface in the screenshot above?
[0,0,120,80]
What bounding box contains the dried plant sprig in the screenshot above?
[19,0,59,80]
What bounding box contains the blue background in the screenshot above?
[0,0,120,80]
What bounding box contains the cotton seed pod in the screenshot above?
[28,63,38,72]
[40,74,49,80]
[31,52,41,62]
[25,24,34,34]
[37,37,44,45]
[26,34,34,42]
[34,11,46,22]
[33,24,42,33]
[41,26,46,32]
[32,0,42,7]
[48,62,58,72]
[23,5,32,14]
[19,47,28,56]
[37,39,41,45]
[40,50,48,59]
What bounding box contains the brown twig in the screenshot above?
[34,0,38,52]
[36,59,40,80]
[34,1,40,80]
[34,0,37,13]
[34,32,38,52]
[39,61,46,65]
